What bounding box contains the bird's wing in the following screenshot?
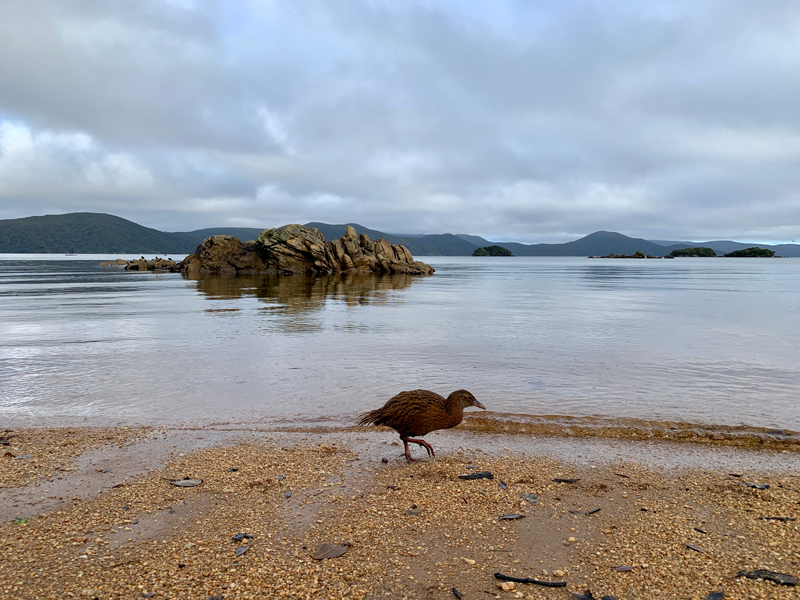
[375,390,447,431]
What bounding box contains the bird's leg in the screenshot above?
[406,437,435,458]
[400,438,419,462]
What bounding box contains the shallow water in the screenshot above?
[1,255,799,435]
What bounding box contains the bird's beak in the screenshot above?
[472,399,486,410]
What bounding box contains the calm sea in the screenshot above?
[1,255,798,433]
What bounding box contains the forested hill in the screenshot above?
[495,231,668,256]
[2,213,798,256]
[0,213,199,253]
[0,214,270,254]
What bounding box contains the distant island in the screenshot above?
[670,247,717,257]
[724,247,776,257]
[472,245,513,256]
[589,251,673,259]
[1,212,799,257]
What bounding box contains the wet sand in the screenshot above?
[1,426,798,599]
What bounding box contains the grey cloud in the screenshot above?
[0,0,798,241]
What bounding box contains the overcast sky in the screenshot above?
[1,0,798,243]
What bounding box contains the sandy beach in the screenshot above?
[1,425,798,600]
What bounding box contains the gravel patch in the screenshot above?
[1,428,798,599]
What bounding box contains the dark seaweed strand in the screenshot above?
[494,572,567,587]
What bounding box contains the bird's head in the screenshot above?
[450,389,485,411]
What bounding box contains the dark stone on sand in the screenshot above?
[736,569,798,586]
[458,471,494,480]
[495,572,566,587]
[742,482,769,490]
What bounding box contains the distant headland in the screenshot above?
[1,212,798,257]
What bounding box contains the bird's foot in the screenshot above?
[399,451,423,462]
[407,438,435,458]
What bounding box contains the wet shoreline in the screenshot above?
[5,410,799,455]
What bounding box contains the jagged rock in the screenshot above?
[179,224,434,277]
[257,225,331,274]
[101,257,180,271]
[180,235,272,275]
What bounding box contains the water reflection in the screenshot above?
[578,265,655,288]
[187,272,418,313]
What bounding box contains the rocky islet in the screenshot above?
[103,224,434,277]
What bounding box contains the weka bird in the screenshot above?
[357,389,485,462]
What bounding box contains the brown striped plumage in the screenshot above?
[357,389,485,462]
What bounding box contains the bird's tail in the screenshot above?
[356,408,384,427]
